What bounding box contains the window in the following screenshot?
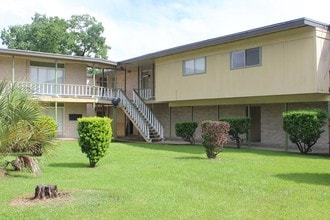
[231,47,261,69]
[183,57,206,75]
[30,61,64,84]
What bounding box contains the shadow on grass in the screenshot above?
[121,141,204,155]
[174,156,206,160]
[48,162,89,168]
[116,141,330,160]
[275,173,330,186]
[223,146,330,160]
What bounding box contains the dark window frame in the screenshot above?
[231,47,261,69]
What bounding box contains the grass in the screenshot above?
[0,141,329,220]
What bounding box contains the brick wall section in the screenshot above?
[219,105,246,118]
[151,103,170,138]
[261,104,286,146]
[192,105,218,139]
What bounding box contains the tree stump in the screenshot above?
[34,184,58,199]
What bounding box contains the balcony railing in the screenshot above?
[135,88,154,100]
[16,82,117,100]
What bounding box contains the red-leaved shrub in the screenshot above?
[201,121,230,159]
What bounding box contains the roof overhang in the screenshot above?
[118,17,329,65]
[0,48,117,69]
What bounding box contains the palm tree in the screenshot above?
[0,80,42,157]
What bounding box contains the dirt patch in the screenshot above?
[10,191,72,207]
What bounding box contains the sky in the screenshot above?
[0,0,329,61]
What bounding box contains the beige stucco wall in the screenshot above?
[65,63,87,84]
[63,103,86,138]
[155,26,327,103]
[0,56,29,80]
[316,28,330,93]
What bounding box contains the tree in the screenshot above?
[1,13,110,59]
[69,14,110,58]
[283,109,327,154]
[0,81,41,156]
[201,120,230,159]
[77,117,112,167]
[0,81,57,158]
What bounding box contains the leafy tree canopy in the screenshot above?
[1,13,110,59]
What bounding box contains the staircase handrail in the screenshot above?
[117,89,151,142]
[133,89,164,139]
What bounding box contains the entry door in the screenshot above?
[141,71,150,90]
[250,106,261,142]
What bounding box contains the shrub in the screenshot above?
[283,109,327,154]
[220,117,251,148]
[175,121,198,144]
[201,120,230,159]
[29,115,58,156]
[77,117,112,167]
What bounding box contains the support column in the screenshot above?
[246,105,251,148]
[284,103,289,151]
[124,68,127,94]
[55,102,58,132]
[55,60,58,96]
[113,68,118,141]
[328,102,330,156]
[113,107,118,141]
[169,107,172,140]
[11,56,15,82]
[92,64,96,108]
[191,106,194,121]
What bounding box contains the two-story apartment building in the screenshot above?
[114,17,330,152]
[0,49,117,138]
[0,17,329,152]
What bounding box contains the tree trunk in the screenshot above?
[34,184,58,199]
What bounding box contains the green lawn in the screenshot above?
[0,141,329,220]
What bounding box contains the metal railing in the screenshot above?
[136,88,154,100]
[133,89,164,140]
[16,81,116,100]
[117,89,151,142]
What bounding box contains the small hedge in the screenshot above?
[283,109,326,154]
[175,121,198,144]
[77,117,112,167]
[220,117,251,148]
[201,120,230,159]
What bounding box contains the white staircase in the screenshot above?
[117,89,164,143]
